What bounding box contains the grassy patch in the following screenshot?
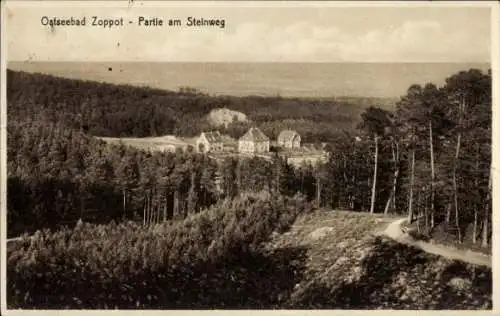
[97,135,197,151]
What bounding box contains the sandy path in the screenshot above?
[383,218,491,268]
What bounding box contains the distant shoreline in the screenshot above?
[6,68,400,102]
[7,61,490,100]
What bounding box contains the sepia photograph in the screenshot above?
[1,1,496,312]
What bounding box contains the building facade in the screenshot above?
[238,127,270,153]
[196,131,224,153]
[277,130,301,149]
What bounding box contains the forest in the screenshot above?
[7,69,380,142]
[6,67,492,247]
[6,67,492,308]
[5,68,374,237]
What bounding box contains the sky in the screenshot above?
[3,2,492,63]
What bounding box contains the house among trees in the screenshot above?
[196,131,224,153]
[278,130,301,149]
[238,127,270,153]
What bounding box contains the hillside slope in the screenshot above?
[7,69,388,141]
[263,210,492,309]
[6,208,492,309]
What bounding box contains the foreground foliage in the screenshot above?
[8,208,491,309]
[7,192,308,309]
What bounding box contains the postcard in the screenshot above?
[1,1,497,314]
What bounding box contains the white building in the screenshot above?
[278,130,301,149]
[238,127,270,153]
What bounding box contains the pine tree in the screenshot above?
[359,107,392,214]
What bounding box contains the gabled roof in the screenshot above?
[278,130,300,142]
[239,127,269,142]
[201,131,223,143]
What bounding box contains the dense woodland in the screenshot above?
[6,67,492,308]
[6,69,369,237]
[7,120,308,236]
[328,69,492,248]
[7,68,493,246]
[7,68,492,248]
[7,69,380,142]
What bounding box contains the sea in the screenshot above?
[7,62,490,99]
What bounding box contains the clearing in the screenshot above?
[97,135,197,152]
[207,108,249,127]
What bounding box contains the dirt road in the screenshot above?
[383,218,491,268]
